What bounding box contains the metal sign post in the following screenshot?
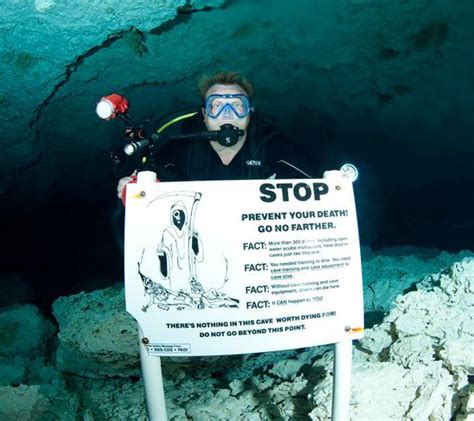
[138,327,168,420]
[137,334,354,421]
[326,167,356,421]
[137,339,353,421]
[332,340,353,421]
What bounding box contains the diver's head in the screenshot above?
[199,72,253,134]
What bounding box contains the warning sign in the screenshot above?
[124,178,364,356]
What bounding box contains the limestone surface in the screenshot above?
[52,284,140,378]
[0,0,187,168]
[0,304,55,358]
[1,252,472,419]
[0,384,79,420]
[352,257,474,420]
[0,304,57,387]
[362,249,473,313]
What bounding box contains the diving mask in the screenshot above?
[204,94,252,119]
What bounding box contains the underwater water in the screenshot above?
[0,0,473,419]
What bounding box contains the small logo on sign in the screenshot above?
[246,160,262,166]
[147,343,191,354]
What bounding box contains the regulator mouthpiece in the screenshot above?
[340,163,359,182]
[217,124,244,147]
[96,94,129,120]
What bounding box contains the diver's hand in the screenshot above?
[117,170,137,200]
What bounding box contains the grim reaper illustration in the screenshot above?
[137,191,239,311]
[156,199,204,293]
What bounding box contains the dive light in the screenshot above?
[96,94,129,120]
[124,139,149,156]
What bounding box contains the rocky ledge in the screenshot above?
[0,250,473,419]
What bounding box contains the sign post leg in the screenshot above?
[138,327,168,421]
[332,340,353,421]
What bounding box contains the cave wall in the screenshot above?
[0,0,473,255]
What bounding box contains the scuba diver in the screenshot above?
[111,71,312,311]
[117,71,311,199]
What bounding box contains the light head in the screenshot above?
[96,94,129,120]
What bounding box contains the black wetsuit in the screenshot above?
[153,111,311,181]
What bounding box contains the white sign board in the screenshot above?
[125,178,364,356]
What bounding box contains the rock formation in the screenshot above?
[1,250,472,419]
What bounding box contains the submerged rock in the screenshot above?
[52,284,140,378]
[352,257,474,419]
[309,362,453,420]
[0,304,55,358]
[362,249,473,314]
[0,304,56,387]
[0,384,80,420]
[1,251,471,419]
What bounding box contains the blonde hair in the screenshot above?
[198,71,255,100]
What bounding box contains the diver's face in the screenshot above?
[202,84,251,133]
